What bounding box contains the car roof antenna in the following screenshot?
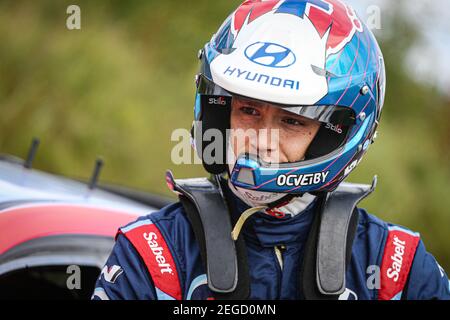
[24,137,40,169]
[89,158,104,190]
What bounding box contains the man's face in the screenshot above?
[229,96,321,165]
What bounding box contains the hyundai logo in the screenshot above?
[244,42,296,68]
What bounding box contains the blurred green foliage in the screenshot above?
[0,1,449,268]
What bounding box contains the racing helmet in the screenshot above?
[192,0,386,196]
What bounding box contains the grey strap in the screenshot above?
[166,171,238,293]
[316,177,377,295]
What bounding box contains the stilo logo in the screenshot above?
[208,97,227,106]
[325,123,343,134]
[244,42,296,68]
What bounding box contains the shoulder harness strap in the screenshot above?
[165,170,250,300]
[302,177,378,300]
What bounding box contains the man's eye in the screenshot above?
[240,107,259,116]
[282,118,305,126]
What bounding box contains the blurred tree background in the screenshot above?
[0,1,449,269]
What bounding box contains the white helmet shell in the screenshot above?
[210,11,329,105]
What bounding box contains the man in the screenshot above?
[92,0,450,300]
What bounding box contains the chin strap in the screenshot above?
[230,194,317,241]
[231,206,267,241]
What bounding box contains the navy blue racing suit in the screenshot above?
[92,186,450,300]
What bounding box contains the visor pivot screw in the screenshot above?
[372,131,379,143]
[359,112,366,121]
[361,85,370,95]
[197,49,204,60]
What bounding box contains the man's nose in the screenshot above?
[254,118,281,162]
[256,128,277,151]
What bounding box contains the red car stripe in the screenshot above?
[0,204,141,254]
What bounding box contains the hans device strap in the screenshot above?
[302,177,377,299]
[166,170,250,300]
[166,170,377,300]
